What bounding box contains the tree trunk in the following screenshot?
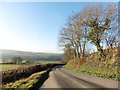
[96,43,106,61]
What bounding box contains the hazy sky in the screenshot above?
[0,2,118,53]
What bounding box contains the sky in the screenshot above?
[0,0,119,2]
[0,2,118,53]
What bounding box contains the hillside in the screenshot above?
[0,49,62,63]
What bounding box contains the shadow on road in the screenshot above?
[29,69,50,90]
[29,65,64,90]
[52,65,64,71]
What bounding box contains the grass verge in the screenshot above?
[65,60,120,81]
[3,69,50,89]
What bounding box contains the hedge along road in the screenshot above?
[39,65,119,89]
[0,72,1,88]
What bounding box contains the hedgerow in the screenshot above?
[2,64,55,84]
[3,69,49,89]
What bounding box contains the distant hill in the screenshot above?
[0,49,63,63]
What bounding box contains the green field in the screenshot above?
[35,60,60,64]
[0,64,23,71]
[0,60,60,71]
[1,49,62,63]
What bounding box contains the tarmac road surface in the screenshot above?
[40,65,119,90]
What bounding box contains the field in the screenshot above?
[1,49,62,63]
[35,60,60,64]
[0,64,23,71]
[0,60,60,71]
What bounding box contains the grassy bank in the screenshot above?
[3,69,50,89]
[65,46,120,80]
[65,59,119,80]
[2,64,54,84]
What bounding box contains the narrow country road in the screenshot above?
[40,65,119,89]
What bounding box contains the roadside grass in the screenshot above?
[3,69,49,88]
[65,60,120,80]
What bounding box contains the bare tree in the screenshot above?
[79,4,117,59]
[58,13,88,62]
[58,3,117,62]
[105,33,118,49]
